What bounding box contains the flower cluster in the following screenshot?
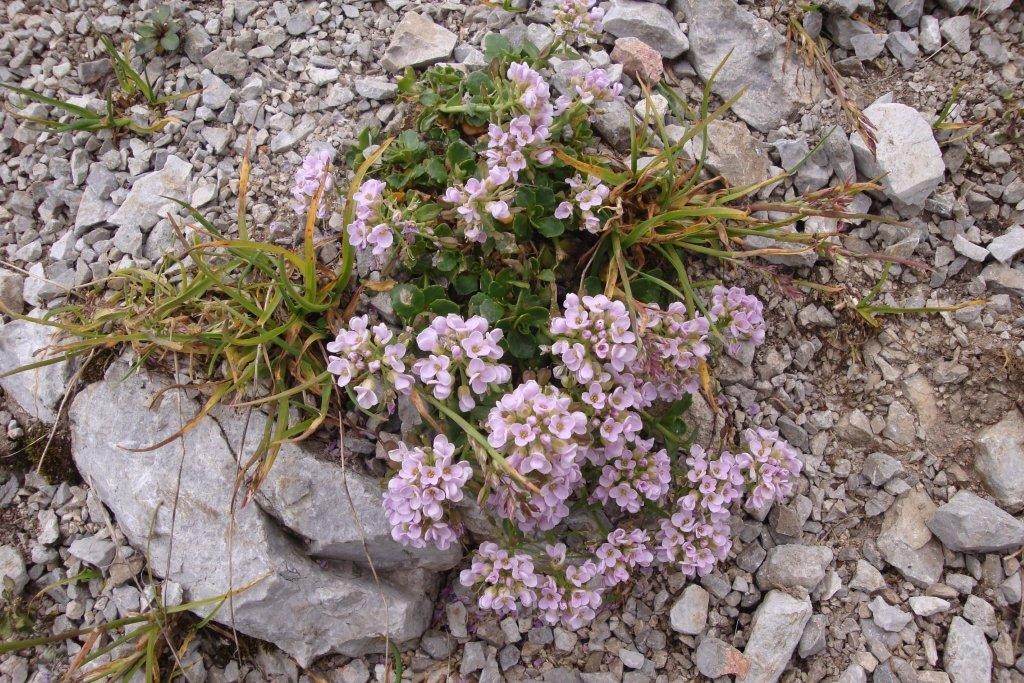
[484,381,588,531]
[710,285,766,358]
[346,179,394,256]
[637,303,711,402]
[595,528,655,587]
[549,294,649,464]
[555,174,611,234]
[290,149,334,216]
[741,427,803,510]
[442,168,513,244]
[507,62,555,128]
[459,542,539,616]
[592,437,672,513]
[552,0,605,46]
[382,435,472,550]
[325,315,412,410]
[567,67,624,107]
[655,446,744,577]
[413,314,512,411]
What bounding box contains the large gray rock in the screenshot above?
[876,489,944,587]
[253,438,461,571]
[944,616,992,683]
[756,544,834,592]
[108,155,192,232]
[737,590,812,682]
[677,0,822,132]
[927,490,1024,553]
[0,319,78,423]
[381,12,456,72]
[850,102,944,208]
[975,411,1024,511]
[603,0,688,58]
[69,359,434,666]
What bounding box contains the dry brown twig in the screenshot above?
[786,12,878,155]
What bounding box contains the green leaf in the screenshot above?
[137,24,157,37]
[483,33,512,61]
[446,141,476,175]
[511,212,532,241]
[453,273,478,295]
[413,203,443,222]
[475,296,504,323]
[160,32,180,52]
[424,156,447,184]
[507,330,537,359]
[582,276,603,296]
[421,285,446,305]
[436,250,459,272]
[397,129,426,152]
[428,299,460,315]
[391,283,424,320]
[535,216,564,238]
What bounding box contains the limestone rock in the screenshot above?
[850,102,944,208]
[677,0,822,132]
[738,590,812,682]
[975,411,1024,511]
[927,490,1024,553]
[756,544,834,592]
[944,616,992,683]
[702,120,772,188]
[604,0,688,59]
[381,13,457,72]
[876,489,944,587]
[669,584,709,635]
[0,320,78,423]
[108,155,192,232]
[69,359,434,666]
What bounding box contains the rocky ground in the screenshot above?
[1,0,1023,681]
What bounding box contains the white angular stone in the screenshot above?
[381,12,456,72]
[850,102,944,208]
[669,584,709,635]
[69,359,434,666]
[988,226,1024,264]
[737,590,812,683]
[0,319,78,423]
[944,616,991,683]
[108,155,192,232]
[927,490,1024,553]
[678,0,822,132]
[604,0,688,58]
[975,411,1024,511]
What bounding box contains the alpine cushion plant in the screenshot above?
[3,17,871,636]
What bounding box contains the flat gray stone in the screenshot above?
[876,489,944,587]
[975,411,1024,511]
[702,120,771,188]
[756,544,834,592]
[0,319,78,423]
[669,584,709,635]
[381,12,456,72]
[988,226,1024,264]
[850,102,943,208]
[944,616,991,683]
[677,0,822,132]
[604,0,688,58]
[108,155,192,232]
[69,358,434,666]
[737,590,812,683]
[927,490,1024,553]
